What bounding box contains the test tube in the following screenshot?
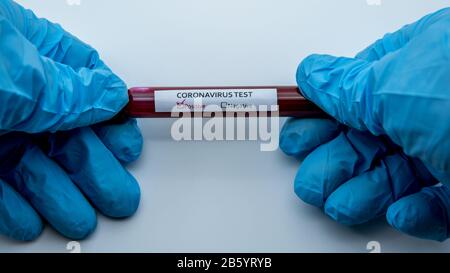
[125,86,326,118]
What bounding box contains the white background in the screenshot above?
[1,0,450,252]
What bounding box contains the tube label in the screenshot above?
[154,89,278,112]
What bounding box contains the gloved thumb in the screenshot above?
[296,54,382,134]
[0,15,128,133]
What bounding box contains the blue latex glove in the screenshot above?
[281,8,450,241]
[0,0,143,241]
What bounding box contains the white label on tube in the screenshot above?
[154,89,278,112]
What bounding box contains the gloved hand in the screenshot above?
[281,8,450,241]
[0,0,143,241]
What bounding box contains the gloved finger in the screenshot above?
[0,15,128,133]
[356,8,450,61]
[387,186,450,242]
[296,54,379,132]
[47,127,141,218]
[5,145,97,240]
[324,154,422,226]
[295,129,388,208]
[0,0,108,70]
[280,118,340,158]
[92,118,143,164]
[0,179,43,241]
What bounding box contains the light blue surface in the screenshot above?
[1,0,450,252]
